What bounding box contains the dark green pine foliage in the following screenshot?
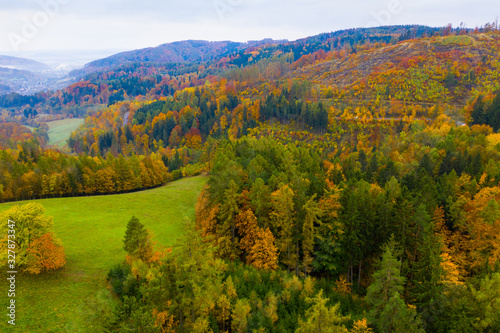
[378,292,425,333]
[339,179,382,292]
[488,91,500,132]
[123,216,149,257]
[366,238,425,332]
[366,239,406,319]
[409,204,444,331]
[471,91,500,132]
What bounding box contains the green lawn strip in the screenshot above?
[0,176,206,332]
[46,119,85,148]
[23,125,36,132]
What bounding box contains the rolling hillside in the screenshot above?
[0,55,73,95]
[46,118,85,148]
[71,39,288,77]
[289,33,500,105]
[0,176,206,332]
[0,55,51,73]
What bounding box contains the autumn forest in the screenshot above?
[1,23,500,332]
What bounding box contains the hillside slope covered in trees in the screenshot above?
[1,24,500,332]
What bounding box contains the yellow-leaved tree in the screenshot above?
[270,183,295,272]
[0,203,65,274]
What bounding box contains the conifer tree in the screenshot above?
[123,216,152,262]
[231,299,251,333]
[296,290,350,333]
[249,178,271,227]
[410,204,444,328]
[378,293,425,333]
[271,183,295,272]
[302,194,322,276]
[217,179,242,259]
[365,239,406,320]
[314,186,343,278]
[366,238,424,332]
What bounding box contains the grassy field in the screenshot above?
[0,176,206,332]
[46,118,85,148]
[23,125,36,132]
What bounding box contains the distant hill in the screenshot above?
[282,33,495,106]
[0,25,462,101]
[0,55,77,95]
[72,39,289,77]
[72,25,443,79]
[0,66,45,95]
[0,55,51,73]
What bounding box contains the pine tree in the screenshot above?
[378,293,425,333]
[296,290,350,333]
[366,239,426,332]
[471,273,500,332]
[231,299,251,333]
[217,179,242,259]
[270,183,295,272]
[302,194,322,276]
[410,204,444,327]
[123,216,151,262]
[145,221,224,333]
[314,187,343,278]
[249,178,271,228]
[365,240,406,320]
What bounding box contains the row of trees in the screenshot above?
[0,139,170,202]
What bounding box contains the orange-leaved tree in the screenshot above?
[25,233,66,274]
[0,202,66,274]
[247,227,279,270]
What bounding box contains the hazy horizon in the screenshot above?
[0,0,498,56]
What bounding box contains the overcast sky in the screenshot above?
[0,0,498,55]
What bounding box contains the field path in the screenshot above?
[123,111,130,126]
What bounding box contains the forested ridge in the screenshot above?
[1,25,500,332]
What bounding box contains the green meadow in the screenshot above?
[46,118,85,148]
[0,176,206,332]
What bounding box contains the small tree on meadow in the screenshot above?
[123,216,153,262]
[0,203,65,274]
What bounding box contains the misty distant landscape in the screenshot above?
[0,49,121,94]
[1,0,500,332]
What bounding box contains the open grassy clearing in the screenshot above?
[23,125,36,132]
[46,118,85,148]
[0,176,206,332]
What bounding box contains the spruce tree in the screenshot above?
[296,290,350,333]
[366,238,424,332]
[378,293,425,333]
[123,216,149,259]
[365,240,406,319]
[410,204,444,329]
